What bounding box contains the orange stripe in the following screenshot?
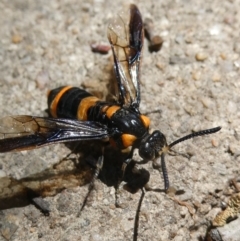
[49,86,72,118]
[121,134,137,148]
[77,96,100,120]
[140,115,150,128]
[106,106,120,119]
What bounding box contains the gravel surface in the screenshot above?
[0,0,240,241]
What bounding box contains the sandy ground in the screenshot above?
[0,0,240,241]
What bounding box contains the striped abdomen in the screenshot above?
[48,86,150,149]
[48,86,101,120]
[48,86,120,123]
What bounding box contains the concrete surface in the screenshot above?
[0,0,240,241]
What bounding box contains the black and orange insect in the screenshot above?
[0,4,221,194]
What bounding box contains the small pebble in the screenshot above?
[220,53,226,60]
[195,52,208,61]
[12,34,23,44]
[211,138,219,147]
[212,72,221,82]
[148,35,163,52]
[155,62,166,70]
[201,96,213,108]
[71,27,78,34]
[192,70,201,80]
[91,43,111,55]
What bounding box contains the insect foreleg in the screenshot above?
[152,155,169,191]
[113,158,132,207]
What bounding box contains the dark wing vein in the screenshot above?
[107,4,143,110]
[0,116,109,152]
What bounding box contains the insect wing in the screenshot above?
[107,4,143,109]
[0,116,109,152]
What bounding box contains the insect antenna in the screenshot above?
[133,188,145,241]
[168,126,221,149]
[161,126,221,191]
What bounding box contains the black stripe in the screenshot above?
[56,88,92,119]
[87,101,109,121]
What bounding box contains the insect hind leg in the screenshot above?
[77,154,104,216]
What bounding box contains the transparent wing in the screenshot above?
[0,116,109,152]
[107,4,143,110]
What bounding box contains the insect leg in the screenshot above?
[152,154,169,192]
[92,153,104,182]
[121,158,132,181]
[114,158,132,207]
[78,153,104,216]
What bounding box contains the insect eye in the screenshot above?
[139,142,155,160]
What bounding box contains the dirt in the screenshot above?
[0,0,239,241]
